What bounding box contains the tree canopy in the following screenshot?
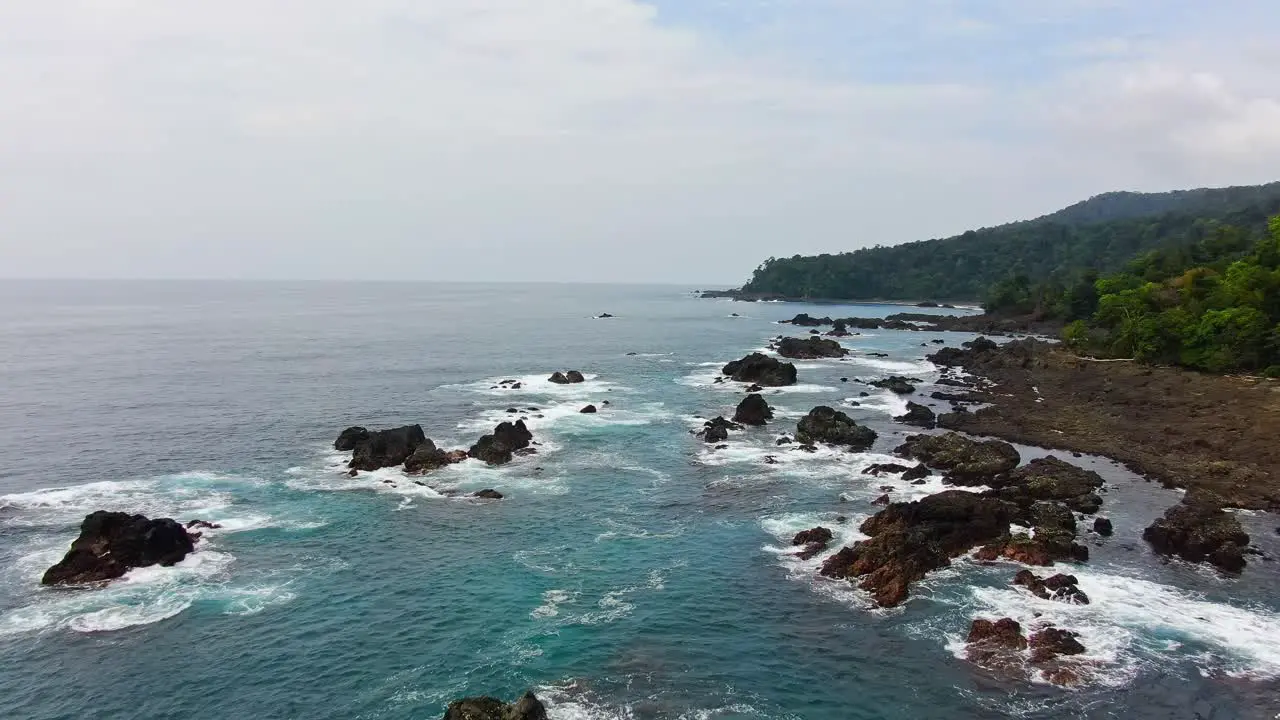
[738,182,1280,302]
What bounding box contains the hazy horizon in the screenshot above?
[3,1,1278,284]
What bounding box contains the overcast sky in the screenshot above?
[2,1,1279,284]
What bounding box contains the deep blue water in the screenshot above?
[1,281,1278,720]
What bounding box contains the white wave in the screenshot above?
[0,477,236,527]
[449,373,626,399]
[531,589,579,619]
[759,512,876,610]
[847,390,911,418]
[953,568,1280,685]
[848,357,937,375]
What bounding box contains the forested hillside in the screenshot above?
[990,216,1280,375]
[739,182,1280,301]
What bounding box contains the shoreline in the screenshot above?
[929,338,1280,511]
[696,289,984,311]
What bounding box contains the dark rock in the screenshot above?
[776,436,794,445]
[902,464,930,482]
[976,502,1088,566]
[840,377,849,382]
[965,336,999,353]
[745,383,764,393]
[42,511,196,585]
[548,371,570,384]
[930,390,984,403]
[699,416,742,444]
[894,402,936,429]
[580,404,598,414]
[987,456,1104,514]
[721,353,798,387]
[895,432,1020,484]
[932,339,945,344]
[566,370,585,383]
[1029,627,1087,664]
[1093,517,1114,536]
[796,406,877,450]
[792,526,834,558]
[870,376,916,394]
[819,491,1017,606]
[334,426,370,451]
[1143,497,1250,573]
[443,691,546,720]
[1013,569,1090,604]
[469,420,534,465]
[185,519,221,530]
[473,489,504,500]
[347,469,358,477]
[776,336,848,359]
[405,440,465,474]
[967,618,1027,650]
[786,313,832,326]
[348,425,429,471]
[596,313,614,318]
[863,463,913,476]
[858,391,870,397]
[733,394,774,426]
[872,494,891,506]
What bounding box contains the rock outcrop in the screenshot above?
[334,426,370,451]
[964,618,1088,686]
[404,440,462,474]
[987,456,1104,514]
[474,489,505,500]
[1013,570,1090,604]
[894,402,937,429]
[796,406,877,451]
[733,393,774,426]
[894,433,1020,485]
[469,420,534,466]
[548,370,586,384]
[721,353,798,387]
[975,501,1089,566]
[870,376,916,394]
[820,491,1017,606]
[344,424,429,472]
[699,416,742,443]
[42,511,197,585]
[776,336,848,359]
[1143,496,1250,573]
[580,404,598,414]
[792,526,834,560]
[442,692,547,720]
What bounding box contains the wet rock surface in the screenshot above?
[796,406,877,450]
[42,511,197,586]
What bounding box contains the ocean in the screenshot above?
[1,280,1277,720]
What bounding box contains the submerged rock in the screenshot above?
[776,336,848,359]
[894,402,937,429]
[894,432,1019,484]
[346,424,429,471]
[733,393,774,426]
[42,511,196,585]
[721,353,798,387]
[469,420,534,465]
[796,406,877,450]
[1143,497,1250,573]
[473,489,505,500]
[442,691,547,720]
[862,463,913,476]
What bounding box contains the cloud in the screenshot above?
[0,1,1277,282]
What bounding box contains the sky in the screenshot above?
[1,0,1279,284]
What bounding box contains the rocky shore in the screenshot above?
[928,338,1280,511]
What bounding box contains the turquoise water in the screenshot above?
[1,281,1278,719]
